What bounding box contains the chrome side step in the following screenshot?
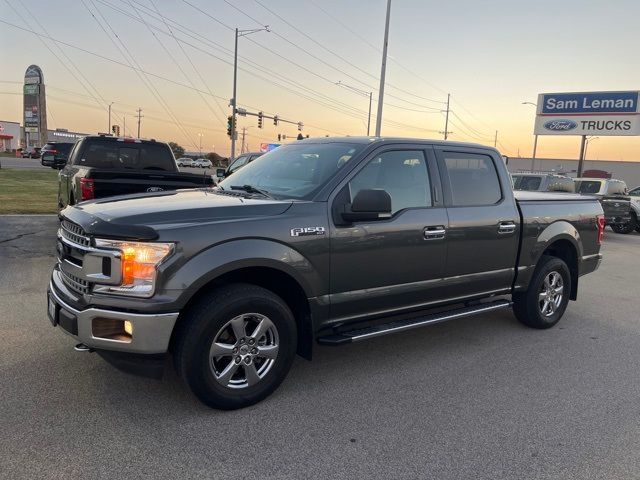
[317,300,512,345]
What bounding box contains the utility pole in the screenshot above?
[577,135,587,177]
[375,0,392,136]
[241,127,247,154]
[108,102,114,133]
[494,130,498,148]
[230,26,269,161]
[123,115,126,137]
[136,108,143,139]
[335,81,373,135]
[443,93,450,140]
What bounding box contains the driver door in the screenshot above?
[329,146,449,323]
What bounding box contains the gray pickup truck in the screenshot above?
[48,137,605,409]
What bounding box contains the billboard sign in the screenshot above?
[534,91,640,136]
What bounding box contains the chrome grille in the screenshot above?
[60,269,90,295]
[60,220,90,248]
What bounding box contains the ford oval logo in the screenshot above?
[147,186,164,192]
[544,119,578,131]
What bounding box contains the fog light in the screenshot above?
[124,320,133,336]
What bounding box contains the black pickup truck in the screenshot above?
[56,136,214,208]
[47,137,604,409]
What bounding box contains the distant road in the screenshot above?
[0,157,48,170]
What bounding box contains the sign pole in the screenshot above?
[530,134,538,171]
[577,135,587,177]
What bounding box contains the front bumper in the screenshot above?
[48,282,179,354]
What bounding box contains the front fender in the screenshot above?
[164,239,323,308]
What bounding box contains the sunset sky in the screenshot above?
[1,0,639,160]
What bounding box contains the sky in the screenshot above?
[1,0,640,160]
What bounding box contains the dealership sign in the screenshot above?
[534,91,640,136]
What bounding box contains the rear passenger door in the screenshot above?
[435,147,520,299]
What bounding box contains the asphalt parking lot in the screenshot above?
[1,215,639,479]
[0,157,49,169]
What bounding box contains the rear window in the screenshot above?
[575,180,603,194]
[77,141,176,171]
[43,143,74,153]
[512,175,542,191]
[442,152,502,206]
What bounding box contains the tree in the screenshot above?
[205,151,228,167]
[168,142,185,158]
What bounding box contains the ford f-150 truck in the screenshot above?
[56,135,214,208]
[47,137,605,410]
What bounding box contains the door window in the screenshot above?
[348,150,431,214]
[442,152,501,206]
[228,155,249,173]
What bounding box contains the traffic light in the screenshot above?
[257,111,263,129]
[273,115,279,126]
[112,124,120,136]
[277,134,281,141]
[226,116,233,137]
[297,121,303,131]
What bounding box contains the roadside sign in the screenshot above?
[534,91,640,136]
[259,143,280,152]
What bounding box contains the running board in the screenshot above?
[317,300,512,345]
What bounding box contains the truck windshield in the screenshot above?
[512,175,542,191]
[218,142,365,199]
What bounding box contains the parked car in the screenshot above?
[57,135,214,208]
[574,178,633,233]
[41,142,75,169]
[512,173,575,193]
[219,152,263,179]
[627,185,640,232]
[48,137,604,409]
[22,146,41,159]
[193,158,212,168]
[176,157,193,167]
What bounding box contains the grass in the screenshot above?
[0,168,59,214]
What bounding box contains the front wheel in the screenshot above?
[611,212,637,234]
[513,255,571,329]
[173,284,297,410]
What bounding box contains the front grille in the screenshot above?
[60,269,90,295]
[60,220,90,248]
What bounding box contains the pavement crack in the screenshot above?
[0,230,47,244]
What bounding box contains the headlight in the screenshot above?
[93,239,174,297]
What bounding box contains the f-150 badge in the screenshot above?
[290,227,326,237]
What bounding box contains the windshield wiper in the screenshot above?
[230,184,273,198]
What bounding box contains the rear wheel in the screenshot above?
[611,212,637,234]
[173,284,297,410]
[513,255,571,329]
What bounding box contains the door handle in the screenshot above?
[424,225,446,240]
[498,221,516,234]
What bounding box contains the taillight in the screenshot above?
[596,214,605,245]
[80,178,95,201]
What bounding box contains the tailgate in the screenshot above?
[89,170,212,198]
[600,197,630,220]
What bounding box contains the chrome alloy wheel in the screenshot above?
[209,313,279,389]
[538,271,564,317]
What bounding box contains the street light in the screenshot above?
[584,136,599,160]
[336,81,373,136]
[198,133,203,156]
[522,101,538,171]
[230,26,270,161]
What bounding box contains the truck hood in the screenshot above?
[62,189,293,240]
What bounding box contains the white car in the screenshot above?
[628,186,640,232]
[177,157,193,167]
[193,158,212,168]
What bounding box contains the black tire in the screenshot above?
[611,212,637,234]
[173,283,297,410]
[512,255,571,329]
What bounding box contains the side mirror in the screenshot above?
[216,168,226,178]
[341,189,392,222]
